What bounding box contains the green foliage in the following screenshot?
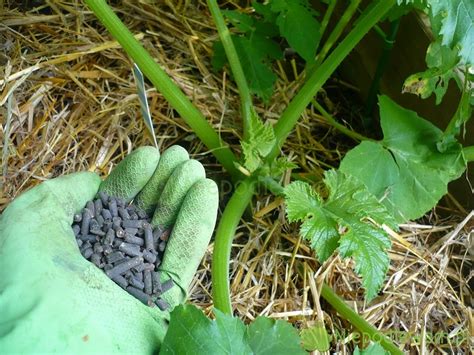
[428,0,474,66]
[267,157,298,177]
[397,0,474,65]
[211,8,281,102]
[388,0,426,21]
[340,96,466,222]
[300,322,331,351]
[160,304,305,354]
[438,87,474,152]
[284,170,397,301]
[247,317,305,354]
[403,40,460,104]
[271,0,321,63]
[354,342,389,354]
[212,0,321,101]
[398,0,473,107]
[240,109,276,173]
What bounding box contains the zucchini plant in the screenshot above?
[85,0,472,353]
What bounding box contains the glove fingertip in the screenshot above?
[134,145,189,214]
[99,146,160,202]
[150,159,206,228]
[158,177,219,300]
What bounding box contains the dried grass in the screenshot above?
[1,1,472,353]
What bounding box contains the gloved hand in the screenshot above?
[0,145,218,353]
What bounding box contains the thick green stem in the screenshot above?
[212,177,256,314]
[312,100,369,142]
[314,0,362,68]
[84,0,240,177]
[207,0,253,141]
[257,175,285,196]
[464,146,474,162]
[321,284,403,355]
[270,0,396,160]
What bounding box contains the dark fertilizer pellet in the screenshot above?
[126,286,149,304]
[119,242,142,257]
[71,192,173,309]
[72,224,80,236]
[113,274,129,289]
[94,199,103,216]
[86,201,95,217]
[142,249,157,264]
[155,298,169,311]
[144,270,152,294]
[109,198,118,217]
[133,270,144,282]
[83,247,93,259]
[103,244,113,255]
[124,235,144,246]
[118,207,130,220]
[129,276,145,290]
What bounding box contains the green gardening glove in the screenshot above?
[0,145,218,353]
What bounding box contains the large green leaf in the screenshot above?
[340,96,466,223]
[233,35,280,102]
[160,305,250,354]
[429,0,474,66]
[399,0,474,66]
[212,1,320,100]
[222,10,256,32]
[212,7,282,102]
[160,305,305,354]
[284,170,397,301]
[271,0,321,63]
[247,317,305,354]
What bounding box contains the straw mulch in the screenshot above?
[1,1,472,353]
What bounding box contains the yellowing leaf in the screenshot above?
[402,40,460,104]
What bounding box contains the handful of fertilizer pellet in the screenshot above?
[71,191,173,310]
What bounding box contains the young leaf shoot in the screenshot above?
[284,170,397,301]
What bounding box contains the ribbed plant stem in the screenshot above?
[314,0,362,68]
[207,0,253,141]
[319,0,338,44]
[84,0,240,178]
[212,178,256,314]
[321,284,404,355]
[270,0,396,160]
